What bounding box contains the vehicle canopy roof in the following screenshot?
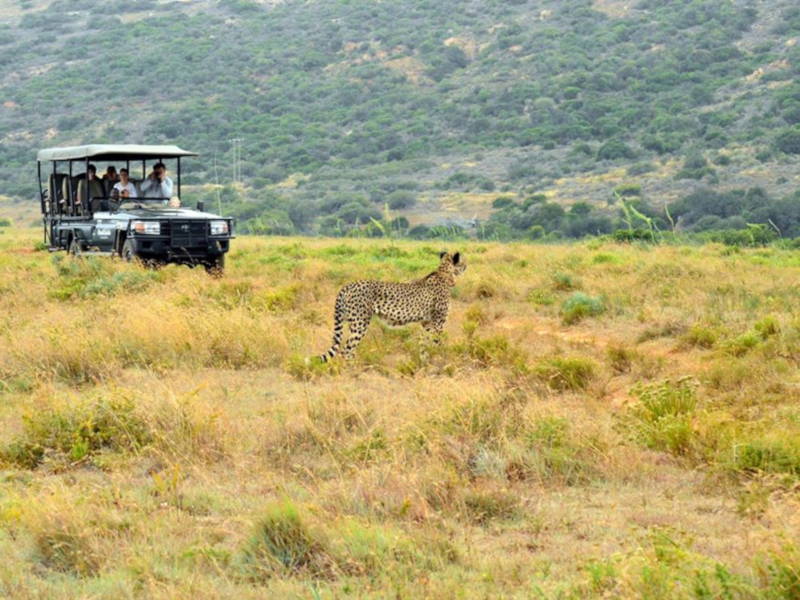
[37,144,198,162]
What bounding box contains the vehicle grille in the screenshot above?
[168,220,208,248]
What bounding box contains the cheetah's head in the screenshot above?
[439,251,466,279]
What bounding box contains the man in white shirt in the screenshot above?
[112,168,137,199]
[140,162,173,199]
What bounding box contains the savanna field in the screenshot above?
[1,226,800,599]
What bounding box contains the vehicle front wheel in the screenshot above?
[68,238,83,258]
[121,239,137,263]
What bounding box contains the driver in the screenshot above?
[111,168,137,199]
[140,161,173,200]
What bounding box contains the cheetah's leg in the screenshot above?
[420,318,445,360]
[320,292,346,362]
[342,317,371,359]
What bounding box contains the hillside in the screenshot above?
[1,0,800,238]
[1,230,799,597]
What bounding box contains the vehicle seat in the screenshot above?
[61,175,72,210]
[75,179,88,215]
[48,173,68,213]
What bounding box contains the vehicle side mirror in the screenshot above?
[197,201,205,211]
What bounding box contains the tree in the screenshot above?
[775,127,800,154]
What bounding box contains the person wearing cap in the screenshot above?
[140,161,173,199]
[73,164,106,213]
[102,165,119,193]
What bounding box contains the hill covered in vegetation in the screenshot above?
[1,0,800,239]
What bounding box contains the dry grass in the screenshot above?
[1,228,799,598]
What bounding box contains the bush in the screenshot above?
[613,183,642,197]
[597,139,636,160]
[534,357,596,391]
[551,271,579,291]
[775,126,800,154]
[387,190,416,210]
[683,324,719,349]
[561,292,605,325]
[607,344,635,373]
[239,500,332,580]
[627,378,697,456]
[734,438,800,477]
[627,162,656,176]
[2,395,152,468]
[492,196,515,209]
[612,228,655,243]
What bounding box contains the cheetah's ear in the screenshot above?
[452,252,461,265]
[439,251,447,260]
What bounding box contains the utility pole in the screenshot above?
[213,151,222,215]
[228,138,243,186]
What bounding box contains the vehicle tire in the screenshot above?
[121,239,137,263]
[68,238,83,258]
[205,255,225,277]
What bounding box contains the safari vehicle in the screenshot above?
[37,144,234,273]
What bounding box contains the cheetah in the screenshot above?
[319,251,466,361]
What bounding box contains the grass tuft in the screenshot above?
[534,357,597,391]
[561,292,605,325]
[627,378,698,456]
[239,500,333,580]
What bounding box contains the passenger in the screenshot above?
[102,165,118,187]
[111,168,137,200]
[140,162,173,200]
[88,165,106,200]
[75,164,107,213]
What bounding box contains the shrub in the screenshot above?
[613,183,642,197]
[239,501,332,580]
[2,395,152,469]
[733,437,800,477]
[683,324,719,349]
[627,378,698,456]
[519,416,599,484]
[492,196,515,209]
[456,334,527,370]
[722,331,761,357]
[627,162,656,176]
[755,543,800,597]
[551,271,579,291]
[534,357,596,391]
[387,190,416,209]
[31,512,104,576]
[561,292,605,325]
[607,344,635,373]
[775,126,800,154]
[527,288,556,306]
[612,228,656,243]
[754,316,780,338]
[597,139,636,160]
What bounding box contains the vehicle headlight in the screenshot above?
[210,220,228,235]
[132,220,160,235]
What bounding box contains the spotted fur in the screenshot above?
[319,251,466,361]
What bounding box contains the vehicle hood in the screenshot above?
[94,207,225,220]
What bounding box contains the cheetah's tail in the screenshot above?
[319,292,346,362]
